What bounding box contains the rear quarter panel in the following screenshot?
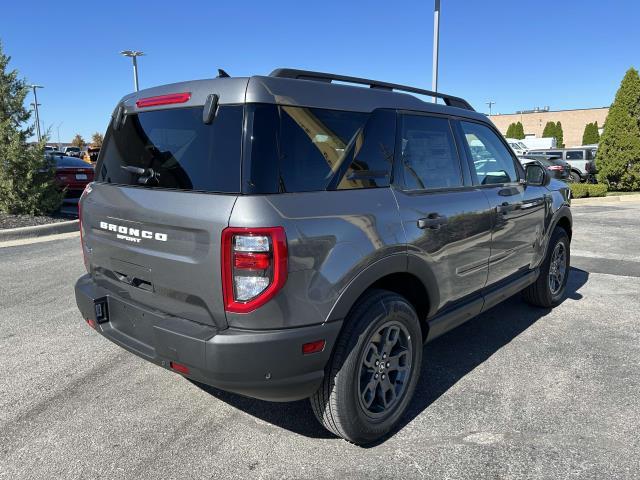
[226,188,406,329]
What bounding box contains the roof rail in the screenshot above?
[269,68,475,111]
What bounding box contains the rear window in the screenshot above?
[56,156,92,168]
[243,105,395,193]
[97,106,243,193]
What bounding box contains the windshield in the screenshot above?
[96,106,243,193]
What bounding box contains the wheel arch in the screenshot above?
[325,254,439,342]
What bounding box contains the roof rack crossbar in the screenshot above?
[269,68,474,111]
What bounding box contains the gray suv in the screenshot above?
[75,69,572,444]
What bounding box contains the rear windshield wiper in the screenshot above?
[120,165,161,185]
[120,165,146,175]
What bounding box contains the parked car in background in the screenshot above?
[63,146,83,157]
[527,148,596,183]
[506,138,528,156]
[46,152,95,198]
[519,154,571,182]
[83,146,101,164]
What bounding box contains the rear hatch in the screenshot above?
[81,94,245,329]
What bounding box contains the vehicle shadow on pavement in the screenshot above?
[193,267,589,444]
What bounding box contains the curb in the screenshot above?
[572,193,640,205]
[0,220,79,242]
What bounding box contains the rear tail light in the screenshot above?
[79,184,92,273]
[136,92,191,108]
[221,227,287,313]
[547,165,564,171]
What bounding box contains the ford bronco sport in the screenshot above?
[75,68,572,444]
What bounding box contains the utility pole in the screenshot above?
[120,50,145,91]
[432,0,441,103]
[486,100,495,116]
[30,85,44,141]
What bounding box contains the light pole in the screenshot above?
[486,100,495,116]
[30,102,42,135]
[432,0,441,103]
[56,122,63,150]
[120,50,145,91]
[30,85,44,141]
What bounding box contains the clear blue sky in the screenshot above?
[2,0,639,142]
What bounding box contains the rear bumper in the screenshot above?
[75,274,342,402]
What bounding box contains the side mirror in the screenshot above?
[525,163,547,186]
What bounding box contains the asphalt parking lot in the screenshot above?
[1,200,639,479]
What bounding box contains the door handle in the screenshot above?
[496,202,520,214]
[417,213,448,230]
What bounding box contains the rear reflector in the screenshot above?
[302,340,326,355]
[169,361,190,375]
[234,252,271,270]
[85,318,97,329]
[136,92,191,108]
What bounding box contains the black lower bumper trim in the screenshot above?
[75,274,342,402]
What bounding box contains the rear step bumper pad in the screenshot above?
[75,274,342,402]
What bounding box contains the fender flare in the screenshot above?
[325,253,440,322]
[541,204,572,261]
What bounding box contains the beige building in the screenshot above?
[489,107,609,147]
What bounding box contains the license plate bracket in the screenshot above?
[94,297,109,323]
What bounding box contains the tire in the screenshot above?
[523,227,570,308]
[569,171,582,183]
[310,289,422,444]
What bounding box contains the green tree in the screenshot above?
[91,132,104,147]
[505,122,517,138]
[592,121,600,143]
[555,121,564,148]
[542,121,557,140]
[596,67,640,190]
[542,121,564,147]
[514,121,525,139]
[0,41,63,215]
[71,134,85,148]
[582,122,600,145]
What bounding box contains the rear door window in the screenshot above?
[97,106,243,193]
[460,121,519,185]
[397,114,463,190]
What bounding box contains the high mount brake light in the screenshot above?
[135,92,191,108]
[221,227,288,314]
